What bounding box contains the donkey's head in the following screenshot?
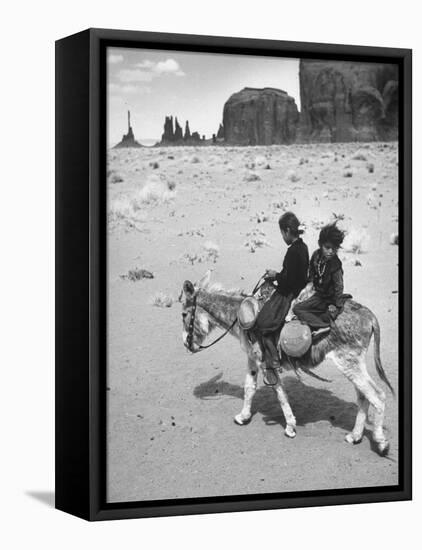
[179,271,213,353]
[179,270,223,353]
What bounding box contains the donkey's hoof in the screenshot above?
[234,414,251,426]
[377,440,390,457]
[284,426,296,438]
[345,433,362,445]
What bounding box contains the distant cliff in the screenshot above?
[298,60,398,142]
[222,87,299,145]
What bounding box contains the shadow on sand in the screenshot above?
[194,373,358,433]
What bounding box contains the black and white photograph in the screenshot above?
[3,0,420,544]
[106,47,401,503]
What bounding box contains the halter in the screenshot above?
[185,274,267,353]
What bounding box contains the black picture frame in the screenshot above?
[55,27,412,521]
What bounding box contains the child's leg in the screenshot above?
[293,294,330,329]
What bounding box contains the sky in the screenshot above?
[107,47,300,146]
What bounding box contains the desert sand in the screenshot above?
[107,142,399,503]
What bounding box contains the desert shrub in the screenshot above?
[150,292,174,307]
[202,241,220,263]
[332,212,345,222]
[244,171,261,182]
[244,228,270,253]
[343,170,353,178]
[108,171,124,184]
[352,150,368,161]
[191,155,201,164]
[366,193,378,209]
[286,169,300,182]
[252,211,269,223]
[121,268,154,281]
[343,228,370,254]
[149,161,159,169]
[254,155,268,167]
[108,196,134,220]
[367,162,375,173]
[137,175,176,205]
[182,241,220,265]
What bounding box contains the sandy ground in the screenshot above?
[106,143,399,503]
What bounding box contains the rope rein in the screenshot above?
[186,274,267,353]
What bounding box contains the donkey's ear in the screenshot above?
[197,269,212,289]
[183,280,195,298]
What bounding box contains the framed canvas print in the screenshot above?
[55,28,412,521]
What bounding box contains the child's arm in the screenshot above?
[331,269,344,307]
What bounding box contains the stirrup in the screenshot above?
[262,366,280,386]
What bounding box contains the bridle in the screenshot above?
[185,274,268,353]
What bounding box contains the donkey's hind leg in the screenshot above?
[345,388,369,445]
[329,350,389,455]
[234,357,258,426]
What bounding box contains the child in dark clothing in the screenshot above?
[253,212,309,384]
[293,222,346,338]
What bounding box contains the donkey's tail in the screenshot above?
[372,314,395,396]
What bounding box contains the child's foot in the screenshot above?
[262,367,279,386]
[262,360,282,386]
[311,327,330,339]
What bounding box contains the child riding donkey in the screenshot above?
[251,217,350,385]
[293,222,351,336]
[250,212,309,385]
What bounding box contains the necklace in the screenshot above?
[316,257,326,286]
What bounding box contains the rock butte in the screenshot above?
[160,115,205,145]
[223,87,299,145]
[117,60,399,147]
[114,110,142,148]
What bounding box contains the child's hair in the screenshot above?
[278,211,304,236]
[318,222,345,248]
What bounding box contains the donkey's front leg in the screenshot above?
[234,358,258,426]
[272,372,297,438]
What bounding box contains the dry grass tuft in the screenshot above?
[150,292,174,308]
[108,171,124,184]
[286,169,300,182]
[244,228,271,253]
[182,241,220,265]
[137,175,176,205]
[121,268,154,281]
[352,150,368,161]
[343,228,370,254]
[202,241,220,263]
[243,171,261,182]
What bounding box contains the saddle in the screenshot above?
[237,280,275,330]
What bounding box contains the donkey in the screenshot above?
[180,271,395,456]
